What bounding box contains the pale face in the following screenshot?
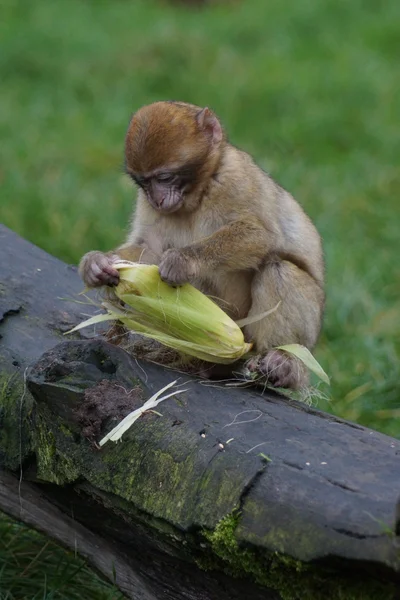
[128,171,182,213]
[127,163,202,214]
[124,103,223,214]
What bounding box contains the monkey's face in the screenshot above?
[125,101,223,213]
[132,172,185,214]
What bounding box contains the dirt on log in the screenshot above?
[0,224,399,600]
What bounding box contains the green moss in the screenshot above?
[0,371,34,470]
[34,414,80,484]
[239,497,341,560]
[59,423,74,438]
[101,443,197,518]
[202,510,241,562]
[0,370,76,480]
[200,512,396,600]
[35,424,57,481]
[88,419,246,529]
[21,315,42,324]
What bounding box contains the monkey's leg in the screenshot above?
[117,243,160,264]
[244,261,325,389]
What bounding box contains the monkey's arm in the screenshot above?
[159,217,275,286]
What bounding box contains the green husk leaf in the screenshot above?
[276,344,330,385]
[68,261,253,363]
[66,264,327,379]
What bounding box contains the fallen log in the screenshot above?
[0,224,399,600]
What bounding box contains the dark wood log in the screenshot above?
[0,224,399,600]
[0,470,156,600]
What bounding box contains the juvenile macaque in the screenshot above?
[79,101,325,389]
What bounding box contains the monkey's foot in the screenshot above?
[246,349,308,390]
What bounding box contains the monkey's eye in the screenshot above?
[156,173,175,184]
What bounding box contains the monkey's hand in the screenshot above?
[78,251,121,288]
[159,249,198,286]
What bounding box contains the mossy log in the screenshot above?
[0,224,399,600]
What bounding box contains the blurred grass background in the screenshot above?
[0,0,399,596]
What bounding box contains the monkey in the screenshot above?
[79,101,325,389]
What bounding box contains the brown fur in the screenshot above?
[79,101,325,389]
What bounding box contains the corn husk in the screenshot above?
[68,262,253,364]
[99,380,188,446]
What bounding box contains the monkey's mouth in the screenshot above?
[150,195,184,214]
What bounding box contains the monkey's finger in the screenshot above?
[159,269,185,287]
[102,264,120,278]
[159,262,187,286]
[245,356,261,372]
[85,277,102,288]
[97,272,120,286]
[96,255,119,273]
[105,276,120,287]
[86,275,118,287]
[84,265,104,287]
[88,264,119,287]
[160,276,183,287]
[93,257,120,284]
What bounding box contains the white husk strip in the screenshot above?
[68,312,117,330]
[99,380,188,446]
[236,301,281,327]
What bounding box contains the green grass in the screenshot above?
[0,512,123,599]
[1,0,399,437]
[0,0,399,593]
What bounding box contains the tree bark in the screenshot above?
[0,224,399,600]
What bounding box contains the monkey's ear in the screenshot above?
[196,107,223,145]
